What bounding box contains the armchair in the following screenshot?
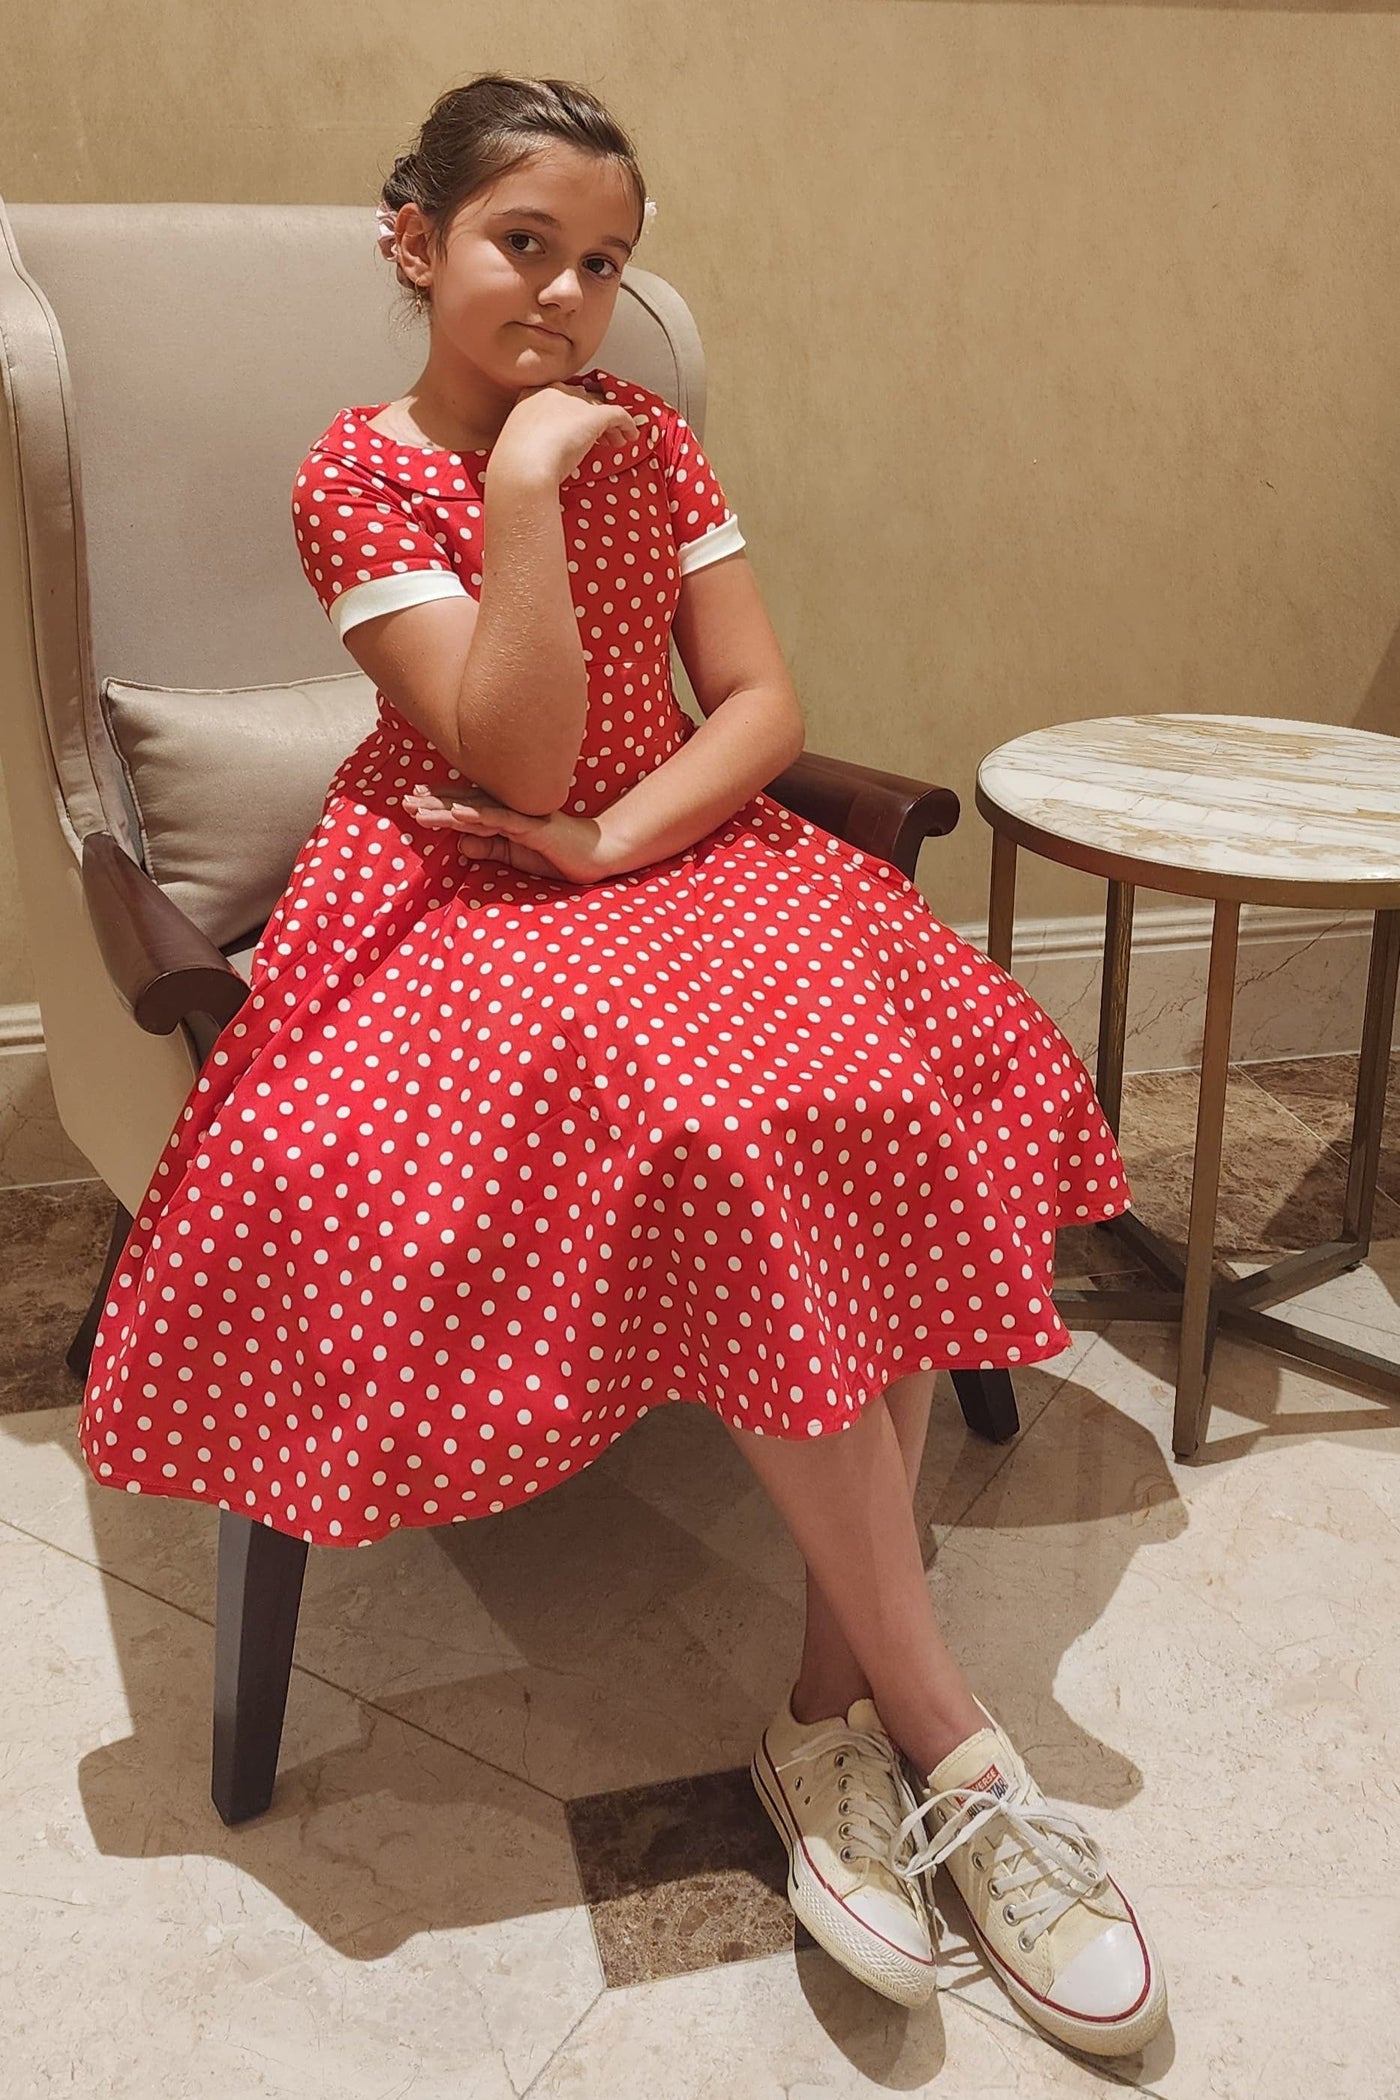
[0,198,1018,1825]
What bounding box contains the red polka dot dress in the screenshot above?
[79,367,1131,1548]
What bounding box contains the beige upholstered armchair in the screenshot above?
[0,198,1018,1824]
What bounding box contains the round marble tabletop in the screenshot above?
[975,714,1400,908]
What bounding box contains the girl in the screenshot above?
[80,73,1167,2058]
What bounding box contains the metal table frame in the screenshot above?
[981,808,1400,1461]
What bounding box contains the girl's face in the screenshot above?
[413,143,641,389]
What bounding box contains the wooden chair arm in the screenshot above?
[81,831,251,1036]
[763,750,959,878]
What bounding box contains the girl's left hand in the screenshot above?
[401,782,615,885]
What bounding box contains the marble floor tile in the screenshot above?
[0,1177,112,1416]
[917,1335,1105,1552]
[0,1515,603,2099]
[565,1763,806,1987]
[0,1335,1097,1808]
[0,1052,96,1187]
[1239,1051,1362,1148]
[524,1942,1138,2098]
[1243,1233,1400,1430]
[0,1400,812,1801]
[930,1881,1396,2099]
[1055,1221,1154,1291]
[1115,1066,1400,1258]
[1241,1049,1398,1166]
[1239,1057,1400,1322]
[924,1324,1400,2092]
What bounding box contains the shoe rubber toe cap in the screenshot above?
[1050,1921,1150,2019]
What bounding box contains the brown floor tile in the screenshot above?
[1115,1066,1400,1260]
[1241,1053,1364,1149]
[1243,1052,1400,1209]
[1053,1221,1153,1291]
[564,1765,810,1987]
[0,1179,113,1417]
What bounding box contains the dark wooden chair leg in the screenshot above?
[951,1370,1021,1444]
[65,1196,135,1378]
[212,1510,309,1825]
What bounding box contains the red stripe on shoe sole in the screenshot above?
[753,1733,936,1972]
[956,1875,1155,2026]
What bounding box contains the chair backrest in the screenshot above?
[0,199,708,1211]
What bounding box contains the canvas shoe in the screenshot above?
[892,1698,1167,2057]
[751,1692,938,2006]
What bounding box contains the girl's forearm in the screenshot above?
[596,687,805,876]
[458,464,588,815]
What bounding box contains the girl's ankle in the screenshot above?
[788,1678,872,1727]
[900,1698,989,1782]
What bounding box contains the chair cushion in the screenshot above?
[100,670,379,949]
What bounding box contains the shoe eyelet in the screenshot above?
[972,1851,986,1872]
[835,1753,846,1767]
[1017,1930,1033,1953]
[840,1846,853,1862]
[1002,1904,1017,1924]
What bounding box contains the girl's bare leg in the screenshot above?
[728,1372,985,1778]
[789,1371,937,1724]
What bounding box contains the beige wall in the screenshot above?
[3,0,1398,1010]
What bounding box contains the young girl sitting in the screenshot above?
[80,71,1167,2059]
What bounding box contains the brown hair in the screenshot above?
[379,73,647,318]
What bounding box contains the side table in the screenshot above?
[976,713,1400,1459]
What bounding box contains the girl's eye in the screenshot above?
[503,232,618,279]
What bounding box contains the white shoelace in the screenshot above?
[892,1778,1109,1950]
[775,1720,925,1882]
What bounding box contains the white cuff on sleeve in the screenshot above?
[677,514,746,575]
[332,568,470,639]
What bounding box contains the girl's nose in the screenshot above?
[542,263,584,305]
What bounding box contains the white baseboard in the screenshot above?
[0,1001,43,1053]
[0,905,1384,1190]
[950,901,1383,1074]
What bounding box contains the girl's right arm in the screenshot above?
[339,386,638,816]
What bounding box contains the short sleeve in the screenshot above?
[290,450,471,641]
[659,412,746,577]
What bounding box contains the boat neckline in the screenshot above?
[349,370,615,459]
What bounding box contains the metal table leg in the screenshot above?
[987,830,1017,972]
[1342,908,1400,1253]
[1173,899,1240,1459]
[1096,880,1135,1141]
[1215,906,1400,1398]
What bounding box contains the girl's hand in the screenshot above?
[493,381,641,487]
[401,782,616,885]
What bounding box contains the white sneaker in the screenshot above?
[892,1698,1168,2057]
[752,1691,938,2006]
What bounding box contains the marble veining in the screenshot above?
[0,1045,96,1188]
[979,714,1400,886]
